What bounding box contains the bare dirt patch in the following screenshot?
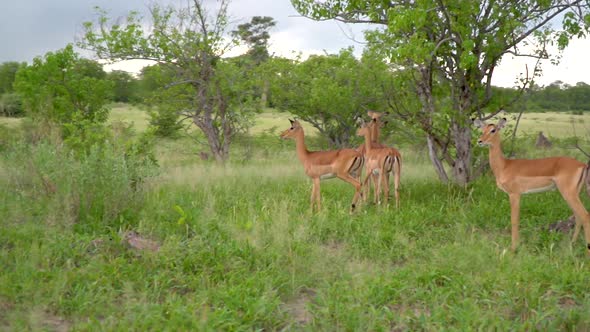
[42,313,71,332]
[123,231,161,252]
[558,297,577,309]
[387,303,432,331]
[547,215,575,234]
[282,288,316,326]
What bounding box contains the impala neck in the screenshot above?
[293,129,309,163]
[363,129,373,153]
[371,122,380,144]
[487,135,506,176]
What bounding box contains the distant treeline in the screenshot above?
[1,59,589,118]
[494,81,590,113]
[0,61,146,117]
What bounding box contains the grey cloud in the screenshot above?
[0,0,363,62]
[0,0,147,62]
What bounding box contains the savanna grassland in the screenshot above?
[1,105,590,331]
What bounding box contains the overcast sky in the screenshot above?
[1,0,589,88]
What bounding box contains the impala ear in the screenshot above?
[354,114,363,125]
[367,110,383,119]
[472,118,485,129]
[289,119,294,125]
[496,118,507,130]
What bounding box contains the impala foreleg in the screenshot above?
[509,193,521,252]
[338,173,363,212]
[311,178,321,213]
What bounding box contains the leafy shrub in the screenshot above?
[63,115,113,157]
[0,93,24,117]
[147,104,184,138]
[19,117,63,146]
[13,44,112,126]
[2,137,158,233]
[0,124,17,152]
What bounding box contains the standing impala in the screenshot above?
[357,111,388,154]
[357,121,401,207]
[357,111,402,207]
[474,117,590,255]
[280,119,364,213]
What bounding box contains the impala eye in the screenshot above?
[490,128,496,133]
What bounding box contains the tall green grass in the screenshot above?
[2,131,590,330]
[2,108,590,330]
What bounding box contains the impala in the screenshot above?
[357,111,387,200]
[356,111,402,207]
[357,111,388,155]
[474,117,590,255]
[280,119,364,213]
[357,121,401,207]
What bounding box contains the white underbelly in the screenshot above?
[522,183,556,194]
[320,173,336,180]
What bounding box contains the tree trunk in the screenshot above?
[194,117,228,164]
[427,134,449,183]
[260,79,269,108]
[451,122,472,186]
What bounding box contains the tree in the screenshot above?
[79,0,258,163]
[232,16,276,65]
[232,16,276,107]
[106,70,138,103]
[0,61,26,117]
[14,44,112,126]
[292,0,590,185]
[271,49,393,147]
[0,61,23,94]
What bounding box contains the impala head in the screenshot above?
[356,121,371,137]
[474,117,507,146]
[280,119,302,140]
[367,110,387,121]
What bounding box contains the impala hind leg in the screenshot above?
[509,193,521,252]
[380,172,389,206]
[393,159,401,209]
[362,166,371,202]
[372,172,379,204]
[557,184,590,255]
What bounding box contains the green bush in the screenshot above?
[0,124,17,152]
[0,93,24,117]
[2,138,158,233]
[63,115,113,157]
[147,104,184,138]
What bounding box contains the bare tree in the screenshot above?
[79,0,256,163]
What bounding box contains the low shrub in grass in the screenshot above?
[2,137,157,234]
[0,93,24,117]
